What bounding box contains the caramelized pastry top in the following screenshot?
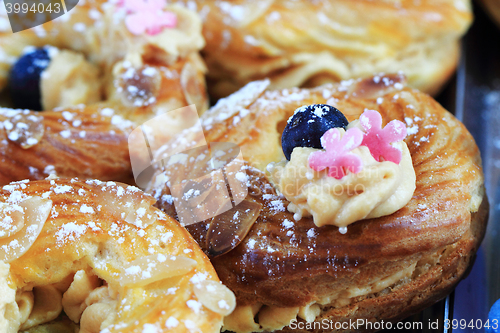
[1,178,234,332]
[176,0,472,97]
[152,75,485,307]
[0,0,209,185]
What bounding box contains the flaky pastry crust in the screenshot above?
[0,0,208,185]
[0,107,133,186]
[176,0,472,99]
[1,179,228,332]
[151,75,487,332]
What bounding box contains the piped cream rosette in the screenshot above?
[272,109,416,232]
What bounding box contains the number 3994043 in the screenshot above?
[5,2,61,14]
[444,319,498,330]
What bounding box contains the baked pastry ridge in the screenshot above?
[150,74,488,332]
[176,0,473,98]
[0,0,208,185]
[0,178,235,332]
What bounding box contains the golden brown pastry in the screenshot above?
[176,0,472,99]
[0,178,235,332]
[0,106,133,186]
[150,74,488,332]
[0,0,208,184]
[0,0,208,112]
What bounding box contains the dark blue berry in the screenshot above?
[281,104,349,160]
[8,47,52,111]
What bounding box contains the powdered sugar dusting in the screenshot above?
[55,222,88,244]
[203,79,270,125]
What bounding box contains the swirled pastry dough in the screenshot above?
[176,0,472,98]
[0,178,235,332]
[150,75,487,332]
[0,0,209,185]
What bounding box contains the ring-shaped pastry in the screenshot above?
[0,0,208,185]
[176,0,472,99]
[150,74,488,332]
[0,178,235,332]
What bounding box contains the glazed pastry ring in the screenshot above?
[0,178,236,332]
[177,0,473,99]
[150,75,488,332]
[0,0,208,185]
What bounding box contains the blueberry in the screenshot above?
[281,104,349,160]
[8,47,52,111]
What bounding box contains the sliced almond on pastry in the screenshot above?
[120,254,197,287]
[0,196,52,262]
[206,199,262,258]
[193,280,236,316]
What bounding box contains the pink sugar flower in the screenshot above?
[359,109,407,164]
[308,127,364,179]
[120,0,177,36]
